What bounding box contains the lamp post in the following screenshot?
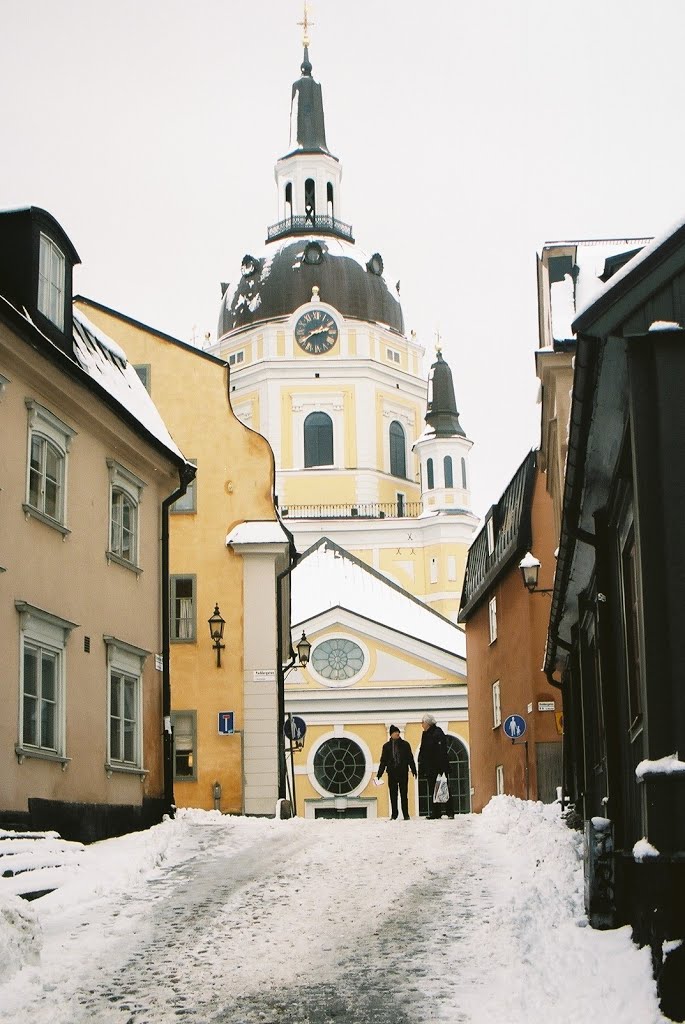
[519,552,553,594]
[284,630,310,817]
[208,603,226,667]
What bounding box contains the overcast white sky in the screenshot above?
[3,1,685,518]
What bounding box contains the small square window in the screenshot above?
[171,576,196,642]
[171,460,197,514]
[488,596,498,644]
[229,350,245,366]
[172,710,197,781]
[496,764,504,795]
[134,365,151,393]
[492,680,502,728]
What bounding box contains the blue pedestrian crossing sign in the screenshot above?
[503,714,527,739]
[218,711,234,735]
[284,715,307,741]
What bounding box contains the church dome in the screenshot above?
[217,235,404,338]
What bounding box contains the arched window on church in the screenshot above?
[461,457,468,489]
[389,421,406,479]
[427,458,434,489]
[285,182,292,222]
[304,412,333,468]
[305,178,316,224]
[327,182,334,220]
[444,455,453,488]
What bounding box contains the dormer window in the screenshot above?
[37,233,65,330]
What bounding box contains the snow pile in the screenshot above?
[0,893,41,984]
[459,796,663,1024]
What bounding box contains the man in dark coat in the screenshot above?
[418,713,454,819]
[377,725,417,820]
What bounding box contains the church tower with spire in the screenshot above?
[209,18,477,624]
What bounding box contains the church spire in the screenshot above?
[288,3,329,155]
[425,348,466,437]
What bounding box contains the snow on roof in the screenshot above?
[545,238,652,343]
[226,520,290,547]
[291,539,465,658]
[573,222,685,325]
[72,308,184,461]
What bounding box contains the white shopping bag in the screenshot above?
[433,773,450,803]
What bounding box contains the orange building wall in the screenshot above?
[466,465,561,812]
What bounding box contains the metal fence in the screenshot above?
[266,215,354,243]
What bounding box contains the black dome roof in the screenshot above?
[218,235,404,338]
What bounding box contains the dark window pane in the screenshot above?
[444,456,453,488]
[304,412,333,468]
[389,421,406,478]
[427,458,434,489]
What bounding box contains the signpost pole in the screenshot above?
[287,713,297,817]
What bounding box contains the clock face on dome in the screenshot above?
[295,309,339,354]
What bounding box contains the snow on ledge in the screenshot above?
[635,754,685,779]
[226,520,289,547]
[648,320,683,332]
[633,838,660,862]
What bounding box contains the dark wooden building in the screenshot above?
[545,219,685,1015]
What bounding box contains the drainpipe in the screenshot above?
[161,462,196,819]
[276,539,300,803]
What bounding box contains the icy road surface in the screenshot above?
[0,801,666,1023]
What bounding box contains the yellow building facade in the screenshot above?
[75,298,291,816]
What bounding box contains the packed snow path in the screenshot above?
[0,801,665,1024]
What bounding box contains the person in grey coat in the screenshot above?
[377,725,417,820]
[418,713,454,819]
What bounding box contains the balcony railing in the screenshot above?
[266,215,354,244]
[279,501,423,520]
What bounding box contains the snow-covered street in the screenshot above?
[0,799,667,1023]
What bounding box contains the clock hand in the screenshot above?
[301,324,333,342]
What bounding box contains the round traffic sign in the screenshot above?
[503,714,527,739]
[284,715,307,741]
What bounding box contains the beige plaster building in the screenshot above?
[0,207,192,841]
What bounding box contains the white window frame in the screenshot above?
[496,764,505,795]
[228,350,245,366]
[104,636,149,776]
[386,347,401,364]
[24,399,76,533]
[15,601,76,766]
[447,555,457,582]
[492,680,502,728]
[430,557,439,585]
[37,232,66,330]
[488,595,498,644]
[486,516,495,555]
[106,460,144,572]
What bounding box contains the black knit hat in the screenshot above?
[389,724,400,735]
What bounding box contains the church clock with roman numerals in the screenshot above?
[295,309,339,354]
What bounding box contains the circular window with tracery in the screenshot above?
[313,737,366,795]
[311,638,365,683]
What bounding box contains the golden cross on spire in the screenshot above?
[435,329,442,354]
[298,2,313,47]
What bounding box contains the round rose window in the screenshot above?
[311,638,365,682]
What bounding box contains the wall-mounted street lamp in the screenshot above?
[519,552,553,594]
[295,630,311,667]
[208,603,226,667]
